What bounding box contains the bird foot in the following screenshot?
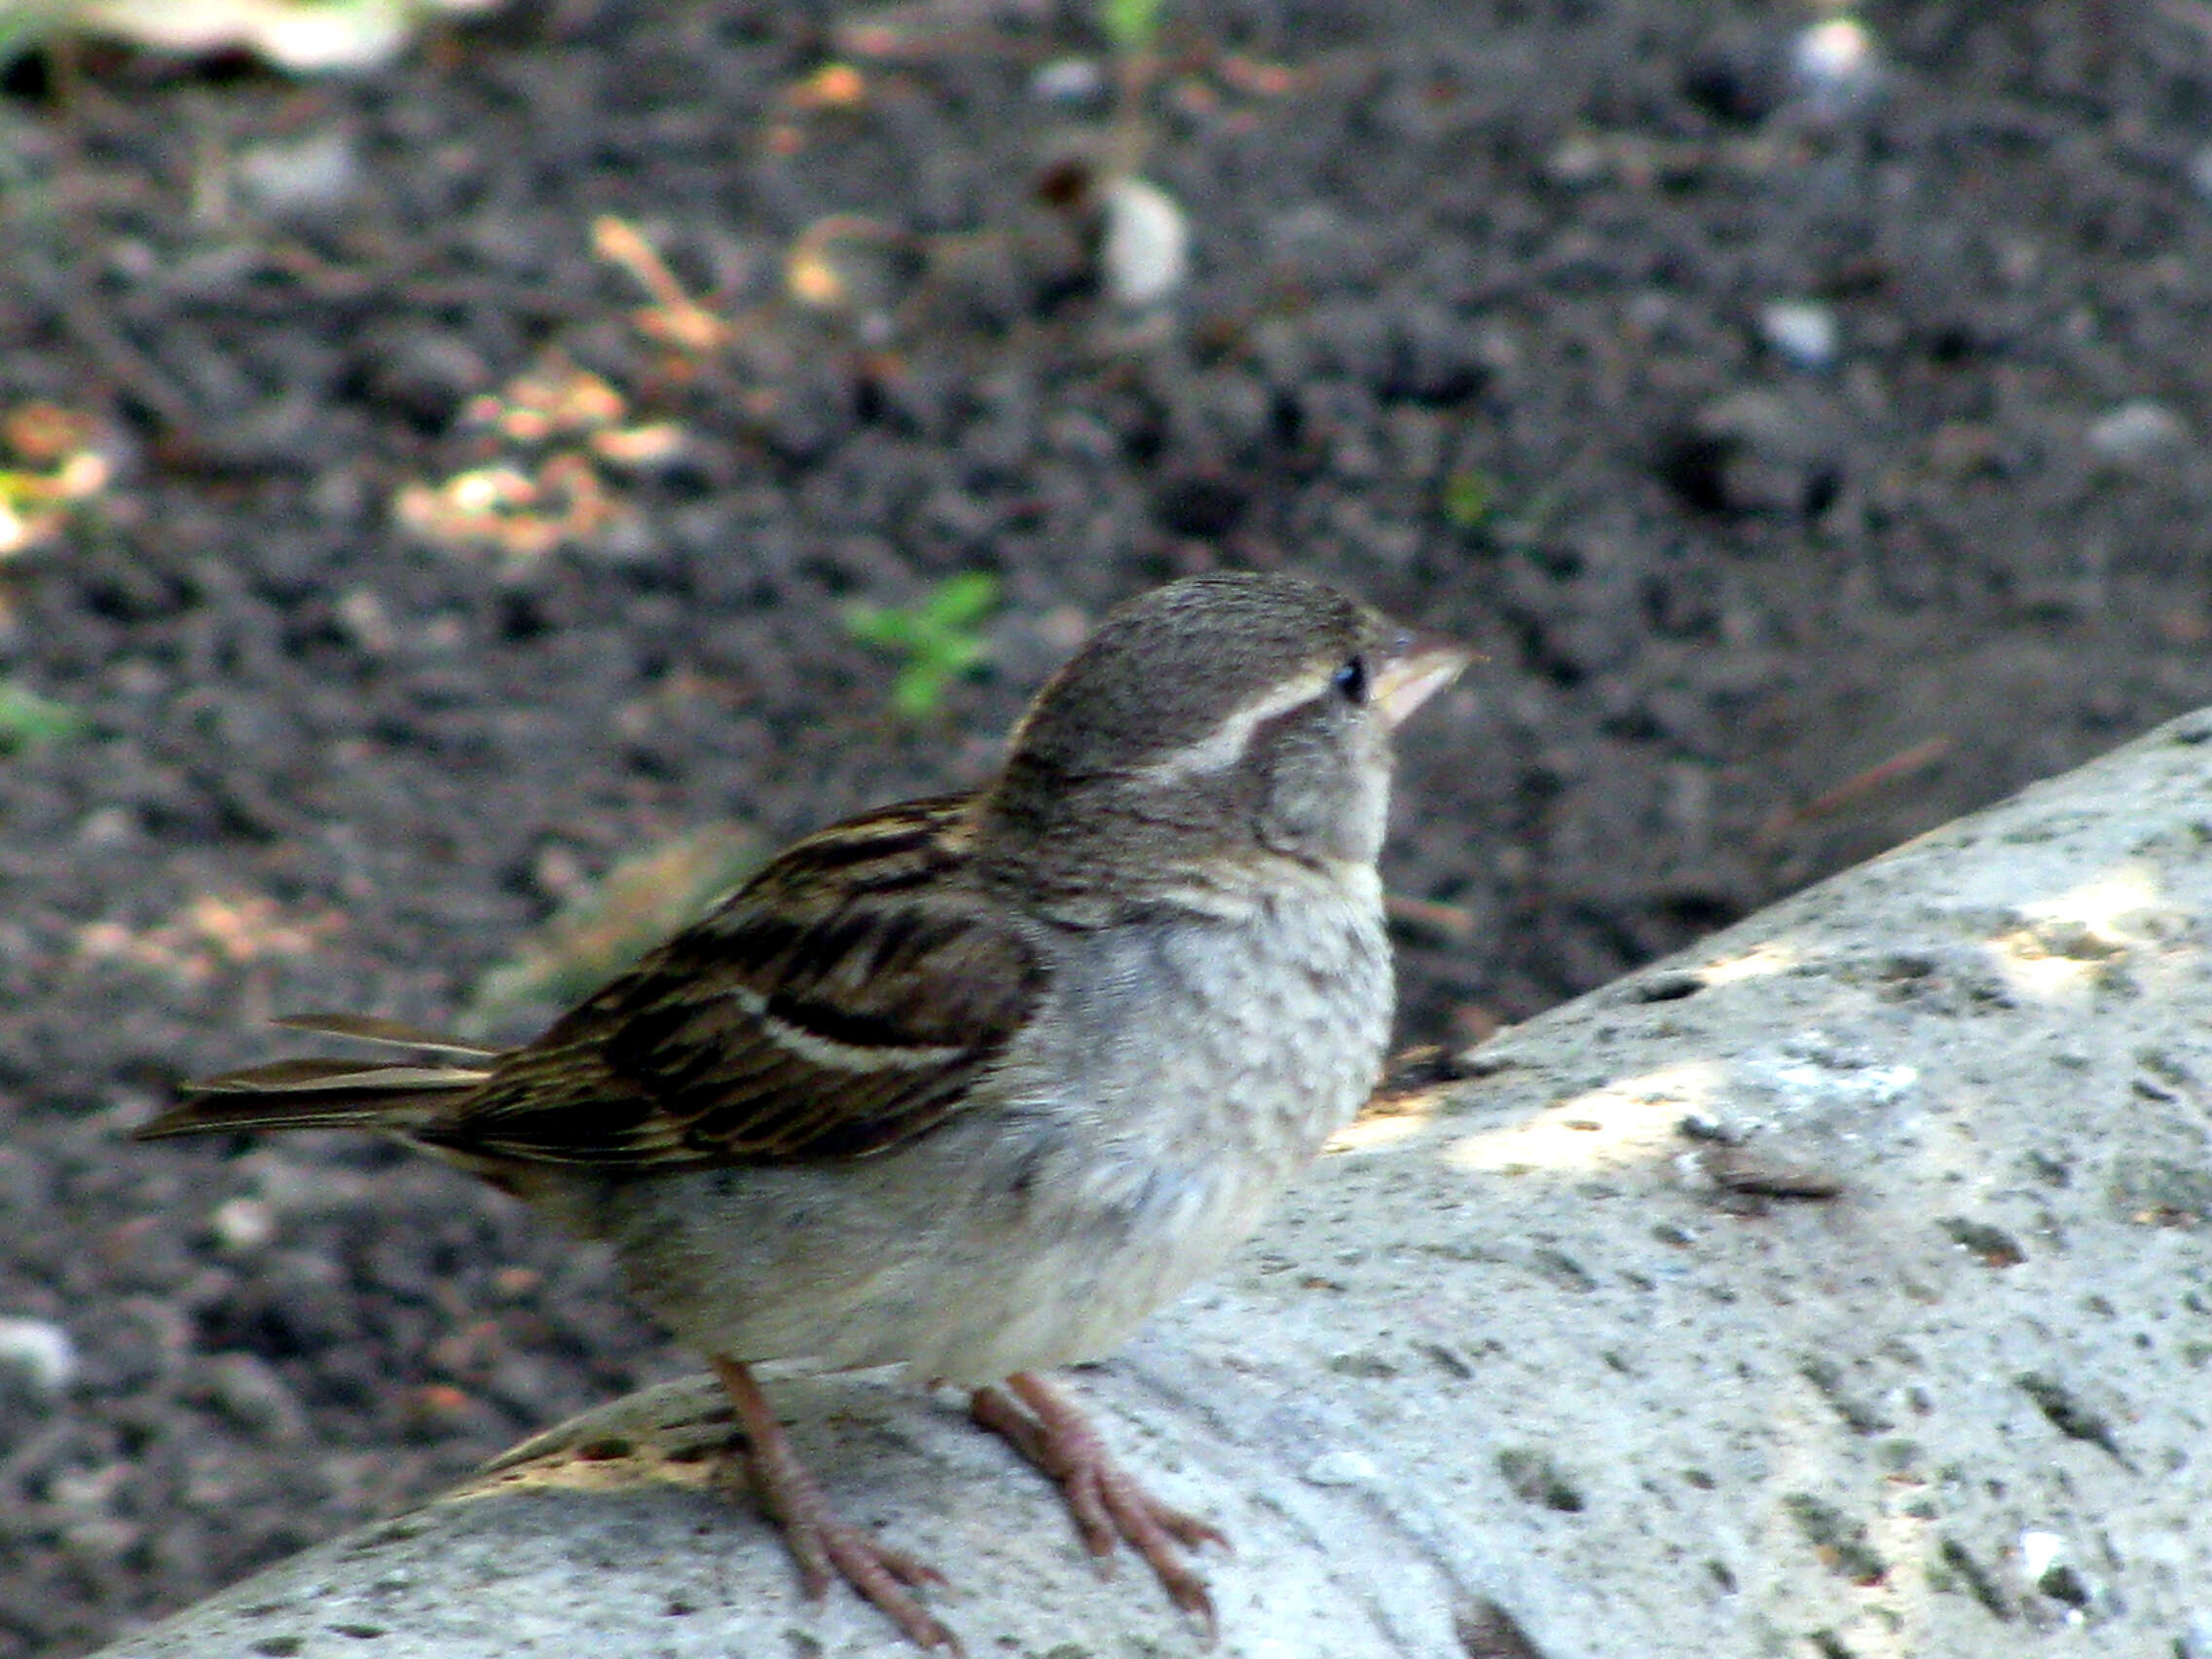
[713,1357,962,1652]
[971,1370,1227,1636]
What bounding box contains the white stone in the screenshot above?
[1789,18,1881,119]
[1031,56,1105,104]
[235,129,359,217]
[1100,177,1190,311]
[1760,300,1838,370]
[0,1317,77,1394]
[2086,399,2188,460]
[1300,1449,1381,1488]
[212,1197,277,1251]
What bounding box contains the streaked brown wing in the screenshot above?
[420,796,1046,1171]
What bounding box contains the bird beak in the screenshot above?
[1372,635,1472,731]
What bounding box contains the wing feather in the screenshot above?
[418,796,1045,1171]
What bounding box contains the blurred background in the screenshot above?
[3,1,2210,1652]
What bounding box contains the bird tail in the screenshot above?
[135,1014,499,1140]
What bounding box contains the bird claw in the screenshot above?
[776,1502,958,1649]
[972,1372,1225,1637]
[716,1358,963,1652]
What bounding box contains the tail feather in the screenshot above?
[138,1025,497,1141]
[199,1055,483,1091]
[270,1013,498,1057]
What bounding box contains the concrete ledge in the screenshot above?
[98,711,2212,1658]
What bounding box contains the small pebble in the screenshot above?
[1100,177,1190,311]
[1544,133,1608,187]
[1661,388,1844,518]
[1301,1449,1382,1488]
[1031,56,1106,105]
[1788,18,1881,121]
[1760,301,1838,371]
[77,807,137,848]
[200,1352,308,1440]
[0,1316,78,1394]
[213,1196,277,1251]
[2085,400,2187,461]
[235,129,359,219]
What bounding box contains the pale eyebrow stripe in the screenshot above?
[1132,673,1328,784]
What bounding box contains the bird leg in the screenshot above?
[969,1370,1227,1634]
[710,1356,959,1652]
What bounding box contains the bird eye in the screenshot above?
[1332,655,1368,703]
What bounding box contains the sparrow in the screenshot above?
[138,571,1467,1650]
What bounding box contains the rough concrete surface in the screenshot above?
[93,711,2212,1657]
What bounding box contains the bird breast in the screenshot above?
[1014,871,1394,1185]
[894,871,1395,1379]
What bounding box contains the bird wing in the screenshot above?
[421,795,1047,1171]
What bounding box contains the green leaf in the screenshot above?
[1442,468,1496,531]
[844,571,1001,719]
[1099,0,1164,54]
[0,683,83,753]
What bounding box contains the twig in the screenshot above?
[1384,893,1478,942]
[1756,735,1954,847]
[593,216,732,352]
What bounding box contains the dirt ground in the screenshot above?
[4,1,2211,1653]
